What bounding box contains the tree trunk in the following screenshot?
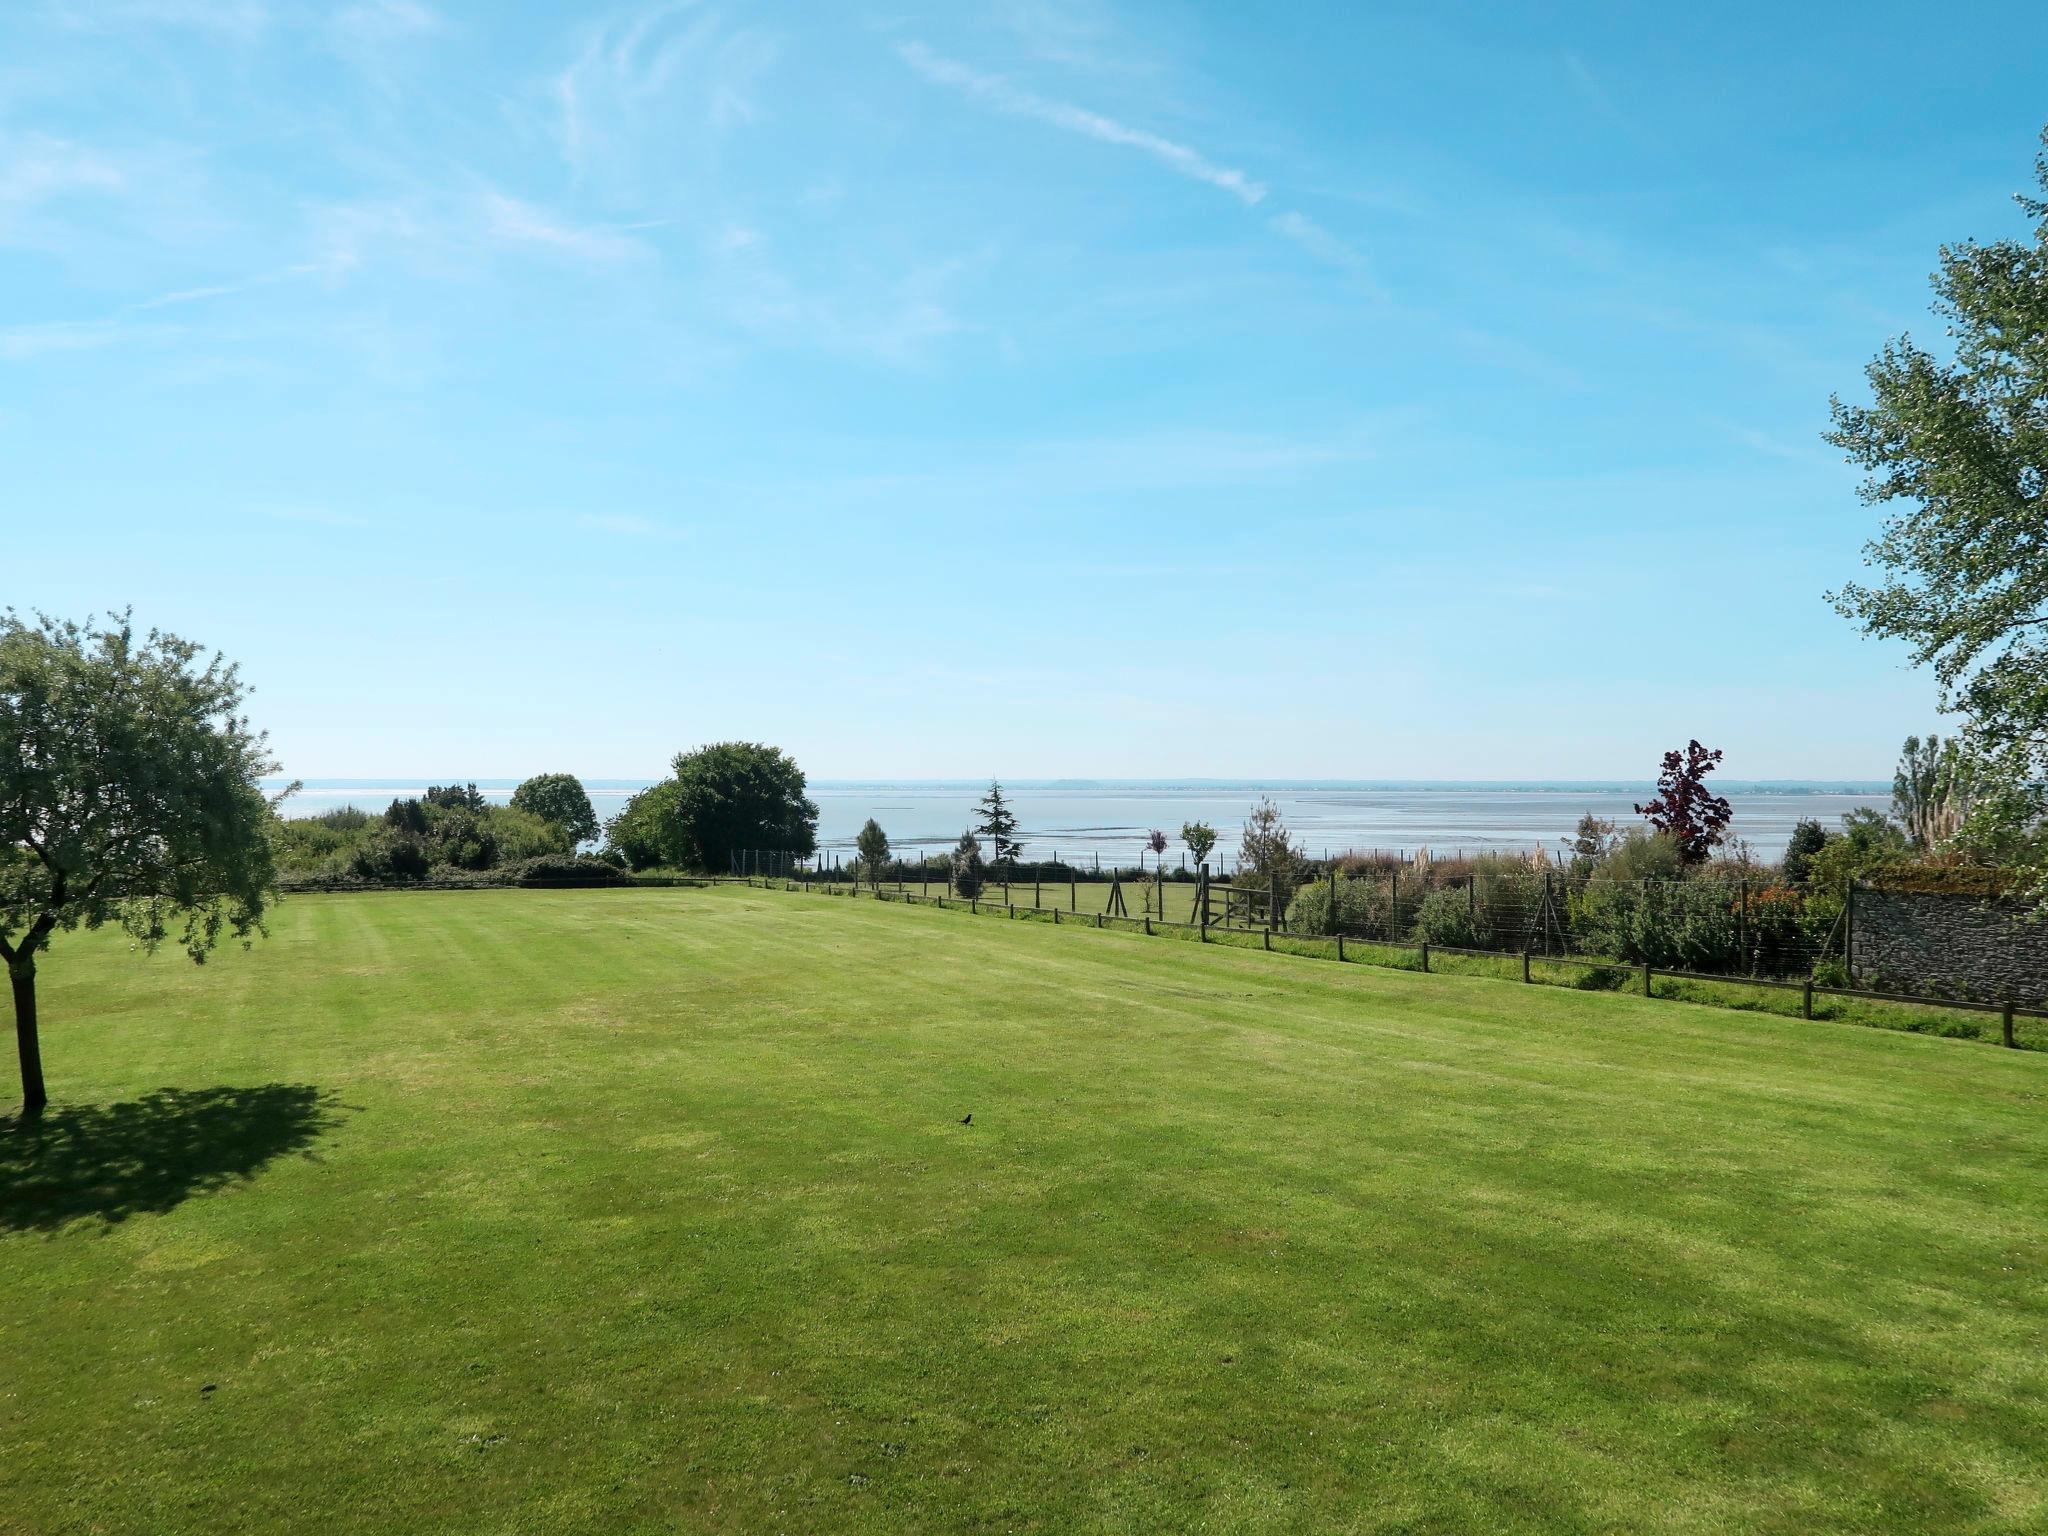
[11,959,46,1120]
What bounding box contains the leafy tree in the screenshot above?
[951,831,986,899]
[1238,796,1304,906]
[1807,808,1911,890]
[974,780,1023,869]
[1635,741,1733,865]
[1782,818,1829,886]
[511,773,599,846]
[1827,131,2048,870]
[1560,812,1618,872]
[384,797,430,836]
[1181,820,1218,869]
[1891,734,1978,850]
[425,782,487,813]
[856,818,891,887]
[1,612,280,1118]
[604,781,682,871]
[668,742,818,873]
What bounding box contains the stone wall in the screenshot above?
[1852,887,2048,1005]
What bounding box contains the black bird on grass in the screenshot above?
[959,1114,972,1126]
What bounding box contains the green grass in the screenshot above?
[5,885,2047,1534]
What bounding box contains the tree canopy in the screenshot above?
[602,743,817,873]
[1828,129,2048,859]
[974,781,1024,868]
[1635,742,1732,865]
[856,818,890,885]
[511,773,599,846]
[1,612,280,1116]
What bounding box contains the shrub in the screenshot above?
[1782,818,1827,885]
[351,826,430,882]
[1415,885,1484,948]
[1289,875,1390,936]
[509,854,632,887]
[952,832,987,899]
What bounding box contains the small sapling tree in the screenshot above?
[974,780,1024,872]
[1634,741,1733,865]
[1239,796,1304,909]
[1,612,282,1118]
[952,831,987,899]
[1181,820,1217,870]
[1146,829,1169,913]
[856,818,891,888]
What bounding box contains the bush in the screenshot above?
[952,832,987,899]
[1415,885,1484,948]
[508,854,632,887]
[1289,875,1390,936]
[350,826,431,882]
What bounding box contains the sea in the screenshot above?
[269,779,1893,864]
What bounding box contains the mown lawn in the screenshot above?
[4,885,2045,1534]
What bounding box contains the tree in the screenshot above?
[974,780,1024,869]
[1807,808,1911,889]
[1891,734,1977,850]
[667,742,819,873]
[951,831,986,899]
[1782,818,1828,886]
[1635,741,1732,865]
[425,782,487,813]
[511,773,598,847]
[1238,796,1303,905]
[1560,812,1618,871]
[856,818,891,887]
[1,612,280,1118]
[1181,820,1217,869]
[1828,129,2048,866]
[604,781,682,871]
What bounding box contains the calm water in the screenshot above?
[272,779,1892,864]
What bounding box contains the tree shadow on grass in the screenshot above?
[1,1085,346,1234]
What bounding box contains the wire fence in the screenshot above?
[736,852,1844,979]
[739,871,2045,1050]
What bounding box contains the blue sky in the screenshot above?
[6,1,2043,780]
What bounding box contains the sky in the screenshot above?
[5,1,2044,781]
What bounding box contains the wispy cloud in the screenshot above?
[0,319,134,359]
[263,505,368,528]
[896,41,1265,206]
[580,513,690,540]
[1269,210,1380,291]
[479,192,647,262]
[42,0,270,39]
[552,2,776,176]
[330,0,440,44]
[0,133,125,234]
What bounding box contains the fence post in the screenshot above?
[1739,877,1749,972]
[1336,931,1344,962]
[1328,864,1338,937]
[1642,962,1652,997]
[2003,1001,2017,1049]
[1844,879,1855,983]
[1035,867,1042,909]
[1390,867,1398,943]
[1522,949,1531,984]
[1269,871,1279,934]
[1420,941,1430,973]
